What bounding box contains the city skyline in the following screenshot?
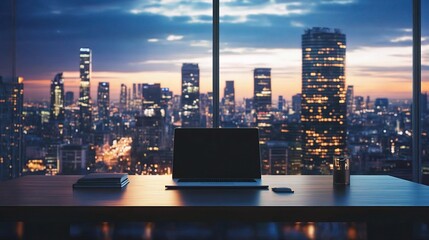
[3,26,429,179]
[16,0,429,101]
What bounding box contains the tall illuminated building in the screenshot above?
[254,68,272,144]
[221,80,235,125]
[119,84,127,113]
[0,77,24,180]
[161,87,173,116]
[132,83,137,99]
[78,48,92,142]
[49,73,65,140]
[97,82,110,130]
[346,85,354,116]
[200,92,213,128]
[301,27,347,174]
[47,71,64,176]
[142,83,161,110]
[254,68,271,112]
[181,63,200,127]
[140,83,163,146]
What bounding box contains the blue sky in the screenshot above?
[16,0,429,101]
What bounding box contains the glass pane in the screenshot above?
[220,0,413,177]
[422,0,429,184]
[0,0,19,181]
[17,1,212,176]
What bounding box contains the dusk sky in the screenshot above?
[16,0,429,102]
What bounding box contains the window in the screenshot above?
[0,0,427,181]
[11,0,213,176]
[219,0,417,179]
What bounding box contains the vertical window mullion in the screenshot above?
[412,0,422,183]
[213,0,220,128]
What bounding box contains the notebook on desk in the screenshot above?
[165,128,268,189]
[73,173,129,189]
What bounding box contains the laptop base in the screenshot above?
[165,185,269,190]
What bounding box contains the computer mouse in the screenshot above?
[272,187,294,193]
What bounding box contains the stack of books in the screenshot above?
[73,173,129,189]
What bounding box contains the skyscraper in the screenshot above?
[44,73,65,175]
[65,91,74,106]
[346,85,354,116]
[49,73,65,139]
[181,63,200,127]
[0,77,24,180]
[267,141,288,175]
[47,73,65,175]
[254,68,272,144]
[245,98,253,114]
[278,95,285,111]
[200,92,213,128]
[374,98,389,113]
[142,83,161,110]
[161,87,173,116]
[301,27,347,174]
[138,83,143,99]
[78,48,92,142]
[254,68,272,112]
[119,84,127,113]
[134,84,164,155]
[221,80,235,125]
[97,82,110,130]
[133,83,137,100]
[292,94,302,114]
[366,96,371,110]
[354,96,364,111]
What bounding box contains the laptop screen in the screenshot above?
[173,128,261,179]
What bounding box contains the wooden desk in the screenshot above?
[1,175,429,223]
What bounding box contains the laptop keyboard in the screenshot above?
[178,179,257,183]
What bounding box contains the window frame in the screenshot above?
[212,0,423,183]
[1,0,424,181]
[412,0,422,183]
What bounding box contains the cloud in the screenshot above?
[148,38,159,42]
[390,36,413,43]
[129,0,212,23]
[320,0,355,4]
[390,36,428,43]
[166,34,184,41]
[190,40,211,47]
[140,56,211,67]
[129,0,310,24]
[221,2,309,23]
[348,45,413,68]
[400,28,412,33]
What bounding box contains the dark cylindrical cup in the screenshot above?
[333,155,350,185]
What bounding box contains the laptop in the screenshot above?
[165,128,269,189]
